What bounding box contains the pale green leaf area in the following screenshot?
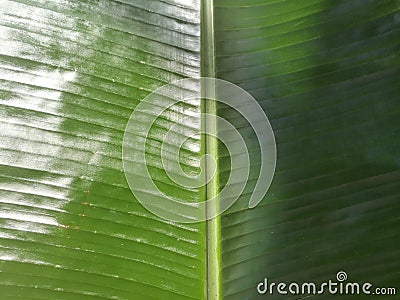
[0,0,204,299]
[0,0,399,299]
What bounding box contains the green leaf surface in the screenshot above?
[0,0,205,299]
[215,0,400,299]
[1,0,400,299]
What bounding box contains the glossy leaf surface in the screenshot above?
[1,0,399,299]
[0,0,205,299]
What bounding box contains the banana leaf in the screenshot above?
[0,0,399,299]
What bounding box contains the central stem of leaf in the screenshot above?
[200,0,221,299]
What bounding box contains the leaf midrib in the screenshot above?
[200,0,221,299]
